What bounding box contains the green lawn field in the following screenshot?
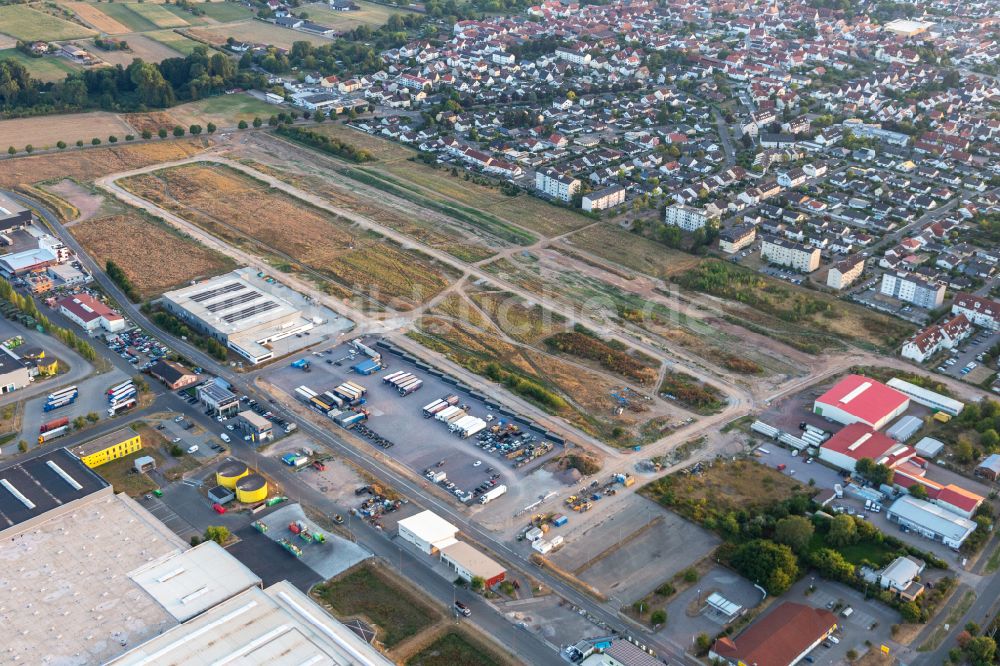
[145,29,203,55]
[0,48,81,81]
[0,6,96,41]
[127,3,190,29]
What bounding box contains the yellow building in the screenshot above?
[72,429,142,468]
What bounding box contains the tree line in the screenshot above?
[0,47,268,117]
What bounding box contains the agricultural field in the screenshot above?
[116,162,460,310]
[0,48,81,82]
[673,260,915,353]
[63,2,132,34]
[188,21,334,49]
[68,2,160,33]
[0,140,210,188]
[312,124,590,238]
[301,2,415,31]
[189,2,253,23]
[405,630,510,666]
[126,3,190,28]
[0,5,96,41]
[312,563,440,649]
[83,34,184,66]
[70,212,237,297]
[145,29,202,55]
[0,111,134,152]
[561,224,704,280]
[167,93,281,129]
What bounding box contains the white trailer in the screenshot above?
[322,391,345,408]
[382,371,406,384]
[295,386,317,402]
[435,406,462,422]
[461,420,487,439]
[479,484,507,504]
[423,398,445,414]
[449,415,478,432]
[389,373,414,387]
[443,409,467,424]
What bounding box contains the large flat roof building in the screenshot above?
[813,374,910,430]
[0,192,32,233]
[397,509,459,555]
[887,495,976,549]
[160,270,315,364]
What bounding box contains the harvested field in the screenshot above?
[84,34,183,66]
[0,112,134,152]
[117,163,458,310]
[121,112,179,135]
[190,2,253,22]
[301,2,414,31]
[145,29,201,55]
[562,225,704,279]
[188,21,334,49]
[63,2,131,34]
[0,48,80,82]
[70,212,236,297]
[313,563,440,649]
[70,2,157,32]
[0,140,209,188]
[0,5,96,41]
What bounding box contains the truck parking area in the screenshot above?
[263,339,564,507]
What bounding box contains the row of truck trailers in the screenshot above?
[37,380,140,444]
[294,381,370,429]
[422,397,488,439]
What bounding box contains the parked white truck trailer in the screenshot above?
[479,484,507,504]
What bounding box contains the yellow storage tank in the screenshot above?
[235,474,268,504]
[216,461,250,489]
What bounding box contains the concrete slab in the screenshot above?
[254,503,370,580]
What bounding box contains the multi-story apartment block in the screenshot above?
[827,255,866,290]
[952,292,1000,331]
[880,272,945,308]
[535,168,581,203]
[582,184,626,212]
[901,314,972,363]
[718,223,756,254]
[761,235,821,273]
[664,204,716,232]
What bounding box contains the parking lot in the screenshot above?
[663,566,763,639]
[931,328,1000,383]
[263,339,564,511]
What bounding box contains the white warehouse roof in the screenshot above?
[398,510,458,545]
[886,378,964,416]
[888,496,976,544]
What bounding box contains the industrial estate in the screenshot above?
[0,0,998,665]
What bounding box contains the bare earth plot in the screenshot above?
[188,21,335,49]
[83,34,183,66]
[0,140,210,188]
[0,112,135,152]
[116,162,460,311]
[70,213,237,297]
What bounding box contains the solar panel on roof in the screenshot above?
[189,282,243,302]
[205,290,260,313]
[220,300,281,324]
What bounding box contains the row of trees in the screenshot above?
[4,122,219,157]
[151,310,228,361]
[0,278,97,362]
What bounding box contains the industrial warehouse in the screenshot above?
[0,448,392,666]
[159,270,319,364]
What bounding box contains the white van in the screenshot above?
[187,444,199,454]
[828,636,841,645]
[220,433,231,443]
[840,607,853,618]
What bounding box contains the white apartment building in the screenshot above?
[827,255,865,290]
[718,223,756,254]
[760,234,821,273]
[951,292,1000,331]
[535,168,581,203]
[582,184,625,212]
[664,204,716,232]
[880,272,945,308]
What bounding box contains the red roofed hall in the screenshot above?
[709,602,837,666]
[57,293,126,334]
[819,422,916,472]
[813,374,909,430]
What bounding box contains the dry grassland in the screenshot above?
[117,163,458,310]
[64,2,131,33]
[467,288,568,345]
[0,139,209,188]
[0,112,135,152]
[121,112,179,134]
[70,213,236,297]
[84,34,183,65]
[562,225,705,279]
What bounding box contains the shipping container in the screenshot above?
[551,514,568,527]
[39,416,70,433]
